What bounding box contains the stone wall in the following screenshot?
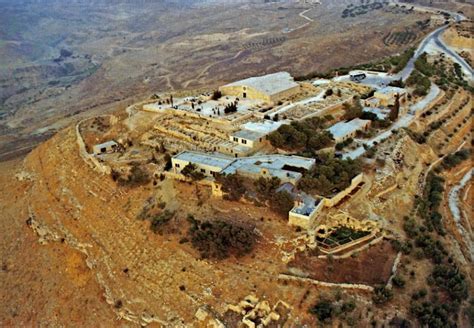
[323,173,364,208]
[75,118,111,175]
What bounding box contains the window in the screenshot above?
[201,169,206,173]
[100,147,106,153]
[241,139,247,145]
[175,163,180,168]
[233,137,238,142]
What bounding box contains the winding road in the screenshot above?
[448,169,473,261]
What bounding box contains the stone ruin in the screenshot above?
[226,295,291,328]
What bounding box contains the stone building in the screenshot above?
[219,72,300,103]
[327,118,371,143]
[92,140,118,155]
[365,86,408,108]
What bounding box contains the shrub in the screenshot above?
[392,275,406,288]
[310,299,334,322]
[150,210,175,233]
[217,174,246,201]
[269,191,295,216]
[181,163,205,181]
[211,90,222,100]
[187,219,256,259]
[298,154,361,197]
[116,164,150,187]
[373,285,393,304]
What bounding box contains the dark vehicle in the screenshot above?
[350,73,367,82]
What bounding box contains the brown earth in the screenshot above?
[288,240,397,286]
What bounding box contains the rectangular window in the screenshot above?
[175,163,180,168]
[242,139,247,145]
[201,169,206,173]
[233,137,238,142]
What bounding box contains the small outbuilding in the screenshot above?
[327,118,371,143]
[365,86,407,108]
[92,141,118,155]
[230,129,266,149]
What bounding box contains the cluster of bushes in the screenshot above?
[298,154,361,197]
[186,216,256,259]
[406,69,431,96]
[341,2,384,18]
[409,261,468,327]
[373,285,393,304]
[112,164,151,187]
[417,173,446,235]
[441,149,470,169]
[391,48,416,73]
[224,102,238,114]
[267,117,333,153]
[404,127,426,144]
[181,163,205,181]
[415,53,472,91]
[309,297,356,324]
[254,177,294,216]
[400,215,468,326]
[211,90,222,100]
[342,100,363,120]
[149,210,175,233]
[335,138,353,151]
[216,173,246,201]
[414,53,435,77]
[322,226,370,246]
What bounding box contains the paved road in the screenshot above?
[431,28,473,79]
[343,84,441,159]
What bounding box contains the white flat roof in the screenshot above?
[376,86,407,95]
[173,151,315,180]
[232,129,266,141]
[328,119,371,139]
[222,72,299,96]
[222,155,315,176]
[241,120,283,135]
[173,151,234,169]
[94,140,117,148]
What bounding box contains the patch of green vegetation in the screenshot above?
[186,217,256,260]
[321,226,370,246]
[373,285,393,304]
[406,69,431,96]
[309,297,356,324]
[181,163,206,181]
[112,164,151,187]
[341,2,385,19]
[150,210,175,233]
[441,149,470,169]
[267,116,333,154]
[254,177,295,216]
[216,173,246,201]
[298,154,361,197]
